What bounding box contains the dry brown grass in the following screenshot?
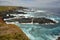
[0,17,29,40]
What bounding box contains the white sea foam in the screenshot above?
[49,18,59,23]
[35,10,45,13]
[6,21,19,24]
[21,29,35,40]
[52,35,60,40]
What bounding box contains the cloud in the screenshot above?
[0,0,60,8]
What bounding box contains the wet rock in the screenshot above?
[4,17,57,24]
[56,37,60,40]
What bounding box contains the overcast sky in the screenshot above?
[0,0,60,8]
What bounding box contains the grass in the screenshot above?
[0,18,29,40]
[0,33,28,40]
[0,6,17,11]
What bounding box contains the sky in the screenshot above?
[0,0,60,8]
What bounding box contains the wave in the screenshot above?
[35,10,46,13]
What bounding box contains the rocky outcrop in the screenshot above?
[4,17,57,24]
[56,37,60,40]
[33,18,56,24]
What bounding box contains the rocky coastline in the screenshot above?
[4,17,57,25]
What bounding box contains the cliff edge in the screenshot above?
[0,17,29,40]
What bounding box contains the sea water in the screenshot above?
[15,9,60,40]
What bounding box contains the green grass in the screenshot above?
[0,6,17,11]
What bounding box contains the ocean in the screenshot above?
[15,8,60,40]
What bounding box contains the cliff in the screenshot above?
[0,17,29,40]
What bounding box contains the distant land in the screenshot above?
[0,6,28,12]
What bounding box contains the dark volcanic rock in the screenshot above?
[3,16,15,19]
[19,18,32,23]
[33,18,56,24]
[56,37,60,40]
[16,12,27,14]
[4,17,57,24]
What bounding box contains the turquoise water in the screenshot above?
[15,9,60,40]
[15,16,60,40]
